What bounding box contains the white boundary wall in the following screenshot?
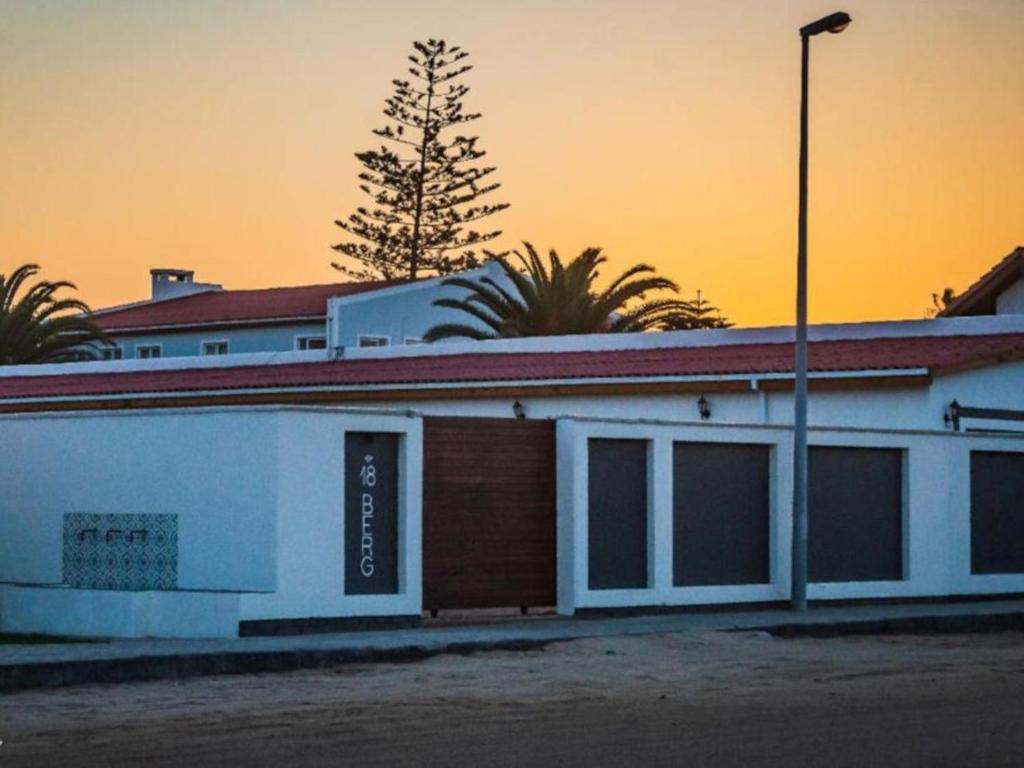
[556,417,1024,614]
[238,410,422,623]
[0,406,422,638]
[0,408,280,592]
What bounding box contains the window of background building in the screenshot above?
[295,335,328,350]
[201,341,229,356]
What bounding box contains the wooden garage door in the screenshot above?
[422,416,556,611]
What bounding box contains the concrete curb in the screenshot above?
[0,638,556,693]
[758,610,1024,638]
[4,608,1024,693]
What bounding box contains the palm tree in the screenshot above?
[658,289,733,330]
[423,243,696,341]
[0,263,110,365]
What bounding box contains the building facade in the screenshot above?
[91,263,510,360]
[1,315,1022,638]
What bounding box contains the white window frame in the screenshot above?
[294,334,328,351]
[135,343,162,359]
[357,334,391,348]
[200,339,230,356]
[403,337,423,345]
[101,345,124,361]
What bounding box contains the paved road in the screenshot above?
[2,629,1023,766]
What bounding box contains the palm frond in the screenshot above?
[422,322,499,342]
[0,263,110,365]
[422,242,730,341]
[432,297,506,333]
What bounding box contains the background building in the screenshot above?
[941,246,1024,318]
[90,263,510,359]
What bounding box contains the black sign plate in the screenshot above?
[345,432,399,594]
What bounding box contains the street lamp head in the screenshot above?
[800,11,851,37]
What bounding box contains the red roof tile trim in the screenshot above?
[93,280,408,331]
[2,333,1023,402]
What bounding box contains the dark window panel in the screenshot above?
[971,451,1024,575]
[808,447,903,583]
[588,439,648,590]
[674,443,771,586]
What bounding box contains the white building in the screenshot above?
[1,313,1022,638]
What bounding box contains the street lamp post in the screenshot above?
[792,11,851,611]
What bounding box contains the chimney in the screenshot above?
[150,269,223,301]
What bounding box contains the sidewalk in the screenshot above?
[3,599,1024,692]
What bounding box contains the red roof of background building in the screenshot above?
[93,280,407,331]
[2,333,1022,402]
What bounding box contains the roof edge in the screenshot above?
[0,368,933,412]
[100,315,327,335]
[940,245,1024,317]
[5,315,1024,380]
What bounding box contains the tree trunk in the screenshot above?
[409,67,435,280]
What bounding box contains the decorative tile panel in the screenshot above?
[62,513,178,590]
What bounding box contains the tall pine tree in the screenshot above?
[333,39,509,280]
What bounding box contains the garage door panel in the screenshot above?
[673,443,771,586]
[808,447,903,583]
[971,451,1024,574]
[588,439,649,591]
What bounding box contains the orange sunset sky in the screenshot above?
[1,0,1021,327]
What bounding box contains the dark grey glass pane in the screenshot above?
[809,447,903,583]
[588,439,648,590]
[971,451,1024,574]
[674,443,770,586]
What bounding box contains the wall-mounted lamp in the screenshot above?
[944,399,961,431]
[697,395,711,421]
[512,400,526,419]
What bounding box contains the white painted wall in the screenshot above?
[996,277,1024,315]
[556,417,1024,614]
[239,409,422,622]
[328,261,516,348]
[356,359,1024,433]
[0,586,240,639]
[946,433,1024,596]
[0,406,423,637]
[557,419,793,612]
[0,409,279,591]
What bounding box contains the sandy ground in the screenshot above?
[1,630,1023,767]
